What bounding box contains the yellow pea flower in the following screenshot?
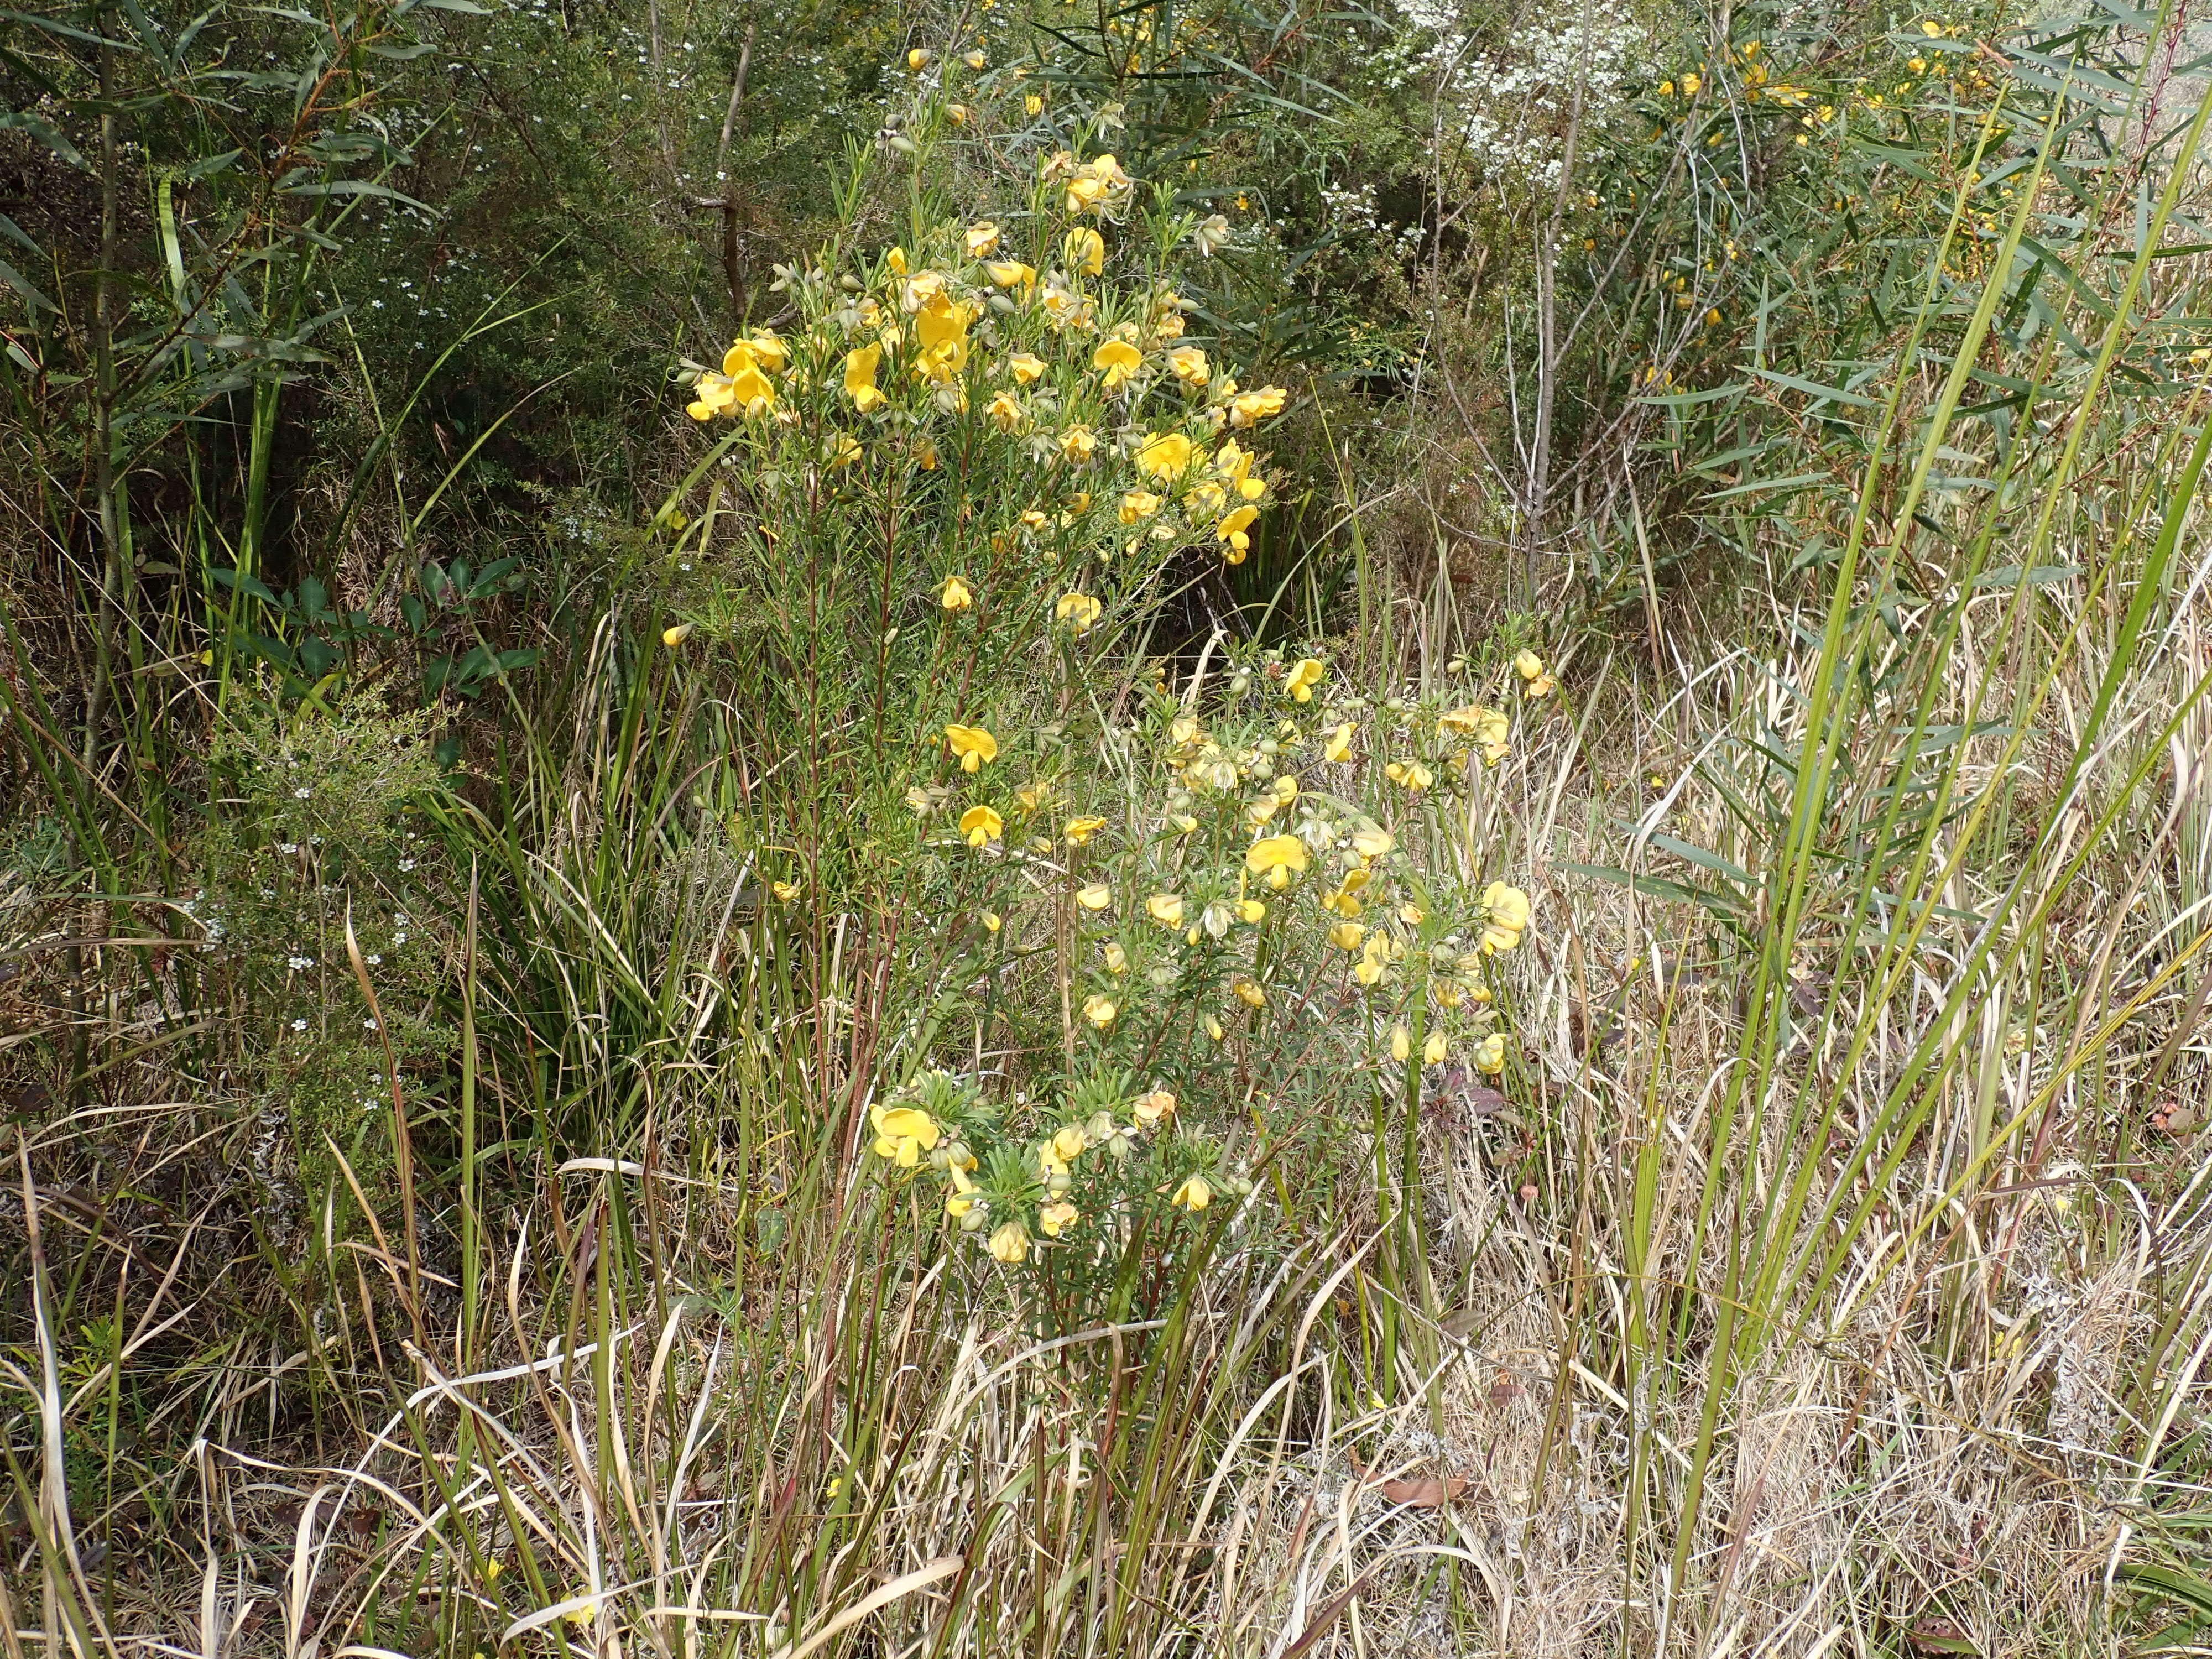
[1119,489,1162,524]
[1076,881,1113,910]
[1328,920,1365,951]
[1480,881,1531,953]
[1390,1025,1410,1062]
[771,880,801,901]
[885,246,907,275]
[1133,1088,1176,1127]
[1385,760,1434,792]
[1236,898,1265,924]
[1474,1032,1507,1075]
[1147,893,1186,927]
[1514,649,1546,681]
[1052,1123,1088,1161]
[1350,827,1394,862]
[1167,343,1209,387]
[1039,1200,1079,1237]
[1082,992,1117,1027]
[1024,92,1043,116]
[1227,385,1286,427]
[959,805,1004,847]
[869,1102,941,1166]
[1215,505,1259,562]
[965,220,1001,258]
[1204,1014,1225,1041]
[1232,976,1265,1008]
[1423,1030,1448,1066]
[945,724,998,770]
[962,48,986,68]
[1063,227,1105,276]
[989,1219,1030,1262]
[1007,351,1046,384]
[1171,1173,1212,1211]
[843,343,885,413]
[1324,722,1355,763]
[946,103,969,124]
[1056,592,1104,634]
[987,259,1040,295]
[983,911,1001,932]
[1060,424,1098,463]
[1139,430,1194,481]
[986,390,1026,432]
[1245,834,1309,888]
[946,1166,979,1217]
[1102,940,1127,973]
[662,622,695,648]
[942,575,973,611]
[907,47,930,70]
[1092,338,1143,389]
[1681,71,1700,93]
[1285,658,1326,702]
[1063,816,1107,846]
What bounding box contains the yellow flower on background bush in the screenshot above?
[1350,827,1393,862]
[1147,893,1185,927]
[1324,722,1355,763]
[1441,704,1511,764]
[1062,227,1105,276]
[1474,1032,1507,1075]
[945,724,998,771]
[1285,658,1326,702]
[1083,992,1118,1027]
[1024,91,1044,115]
[1424,1030,1448,1065]
[1167,344,1209,387]
[987,391,1026,432]
[987,259,1039,294]
[1385,759,1434,792]
[1480,881,1531,953]
[1056,592,1103,634]
[1390,1024,1411,1062]
[1133,1088,1176,1127]
[1093,338,1142,389]
[870,1101,941,1166]
[1329,920,1364,951]
[1139,431,1194,480]
[962,46,986,67]
[661,622,694,648]
[1076,881,1112,910]
[912,292,973,382]
[960,805,1004,847]
[965,220,1000,257]
[941,575,973,611]
[1039,1200,1079,1237]
[1119,489,1161,524]
[1215,505,1259,561]
[989,1219,1030,1262]
[1008,351,1046,384]
[1063,816,1107,846]
[1171,1173,1212,1211]
[1245,833,1308,889]
[1228,385,1287,427]
[843,343,885,412]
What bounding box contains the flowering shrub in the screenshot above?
[659,119,1548,1316]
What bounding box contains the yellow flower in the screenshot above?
[1039,1199,1079,1237]
[989,1219,1030,1262]
[1171,1173,1212,1211]
[843,343,885,413]
[1063,227,1105,276]
[1063,816,1107,846]
[1513,649,1545,681]
[965,220,1001,258]
[1681,71,1700,94]
[1215,505,1259,561]
[1204,1014,1225,1041]
[1384,759,1434,792]
[960,804,1004,847]
[941,575,974,611]
[1147,893,1186,927]
[1059,423,1098,463]
[1083,992,1117,1027]
[1119,489,1162,524]
[1285,658,1326,702]
[945,724,998,771]
[1092,337,1143,389]
[1232,976,1265,1008]
[983,911,1001,932]
[1474,1032,1506,1075]
[917,439,939,469]
[869,1102,941,1166]
[1423,1030,1448,1066]
[771,880,800,901]
[963,47,987,68]
[1245,834,1309,889]
[1227,385,1286,427]
[1052,1123,1088,1162]
[1390,1024,1410,1062]
[824,432,862,471]
[946,102,970,125]
[1139,430,1194,481]
[907,47,930,70]
[946,1166,979,1217]
[1056,592,1104,634]
[911,292,974,383]
[987,390,1026,432]
[1324,722,1355,763]
[1076,881,1113,910]
[1007,351,1047,384]
[1329,920,1365,951]
[1025,91,1044,115]
[1351,827,1394,862]
[1441,705,1511,764]
[1133,1088,1176,1127]
[1237,898,1265,924]
[987,259,1040,295]
[661,622,695,648]
[1480,881,1531,953]
[1102,940,1127,973]
[1166,343,1209,387]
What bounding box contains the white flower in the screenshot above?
[399,859,416,871]
[286,955,314,971]
[293,786,311,799]
[364,1018,380,1031]
[291,1018,307,1031]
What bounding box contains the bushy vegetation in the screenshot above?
[7,0,2212,1654]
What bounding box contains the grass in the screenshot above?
[9,11,2212,1659]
